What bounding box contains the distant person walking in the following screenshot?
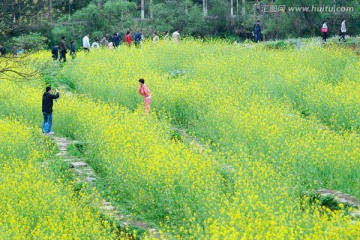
[51,45,59,60]
[0,43,7,56]
[83,33,90,51]
[172,30,180,43]
[17,47,22,55]
[42,86,60,134]
[339,19,346,42]
[100,36,109,47]
[138,78,151,114]
[253,20,262,43]
[112,33,121,48]
[134,30,142,47]
[125,31,133,46]
[59,36,67,62]
[321,21,328,42]
[91,39,100,48]
[70,40,76,59]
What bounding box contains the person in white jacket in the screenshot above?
[172,30,180,43]
[91,39,100,49]
[339,19,346,42]
[83,33,90,51]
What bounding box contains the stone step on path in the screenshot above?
[49,135,162,239]
[70,162,88,168]
[315,189,360,218]
[315,189,360,208]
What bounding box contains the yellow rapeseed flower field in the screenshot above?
[0,39,359,238]
[0,118,115,239]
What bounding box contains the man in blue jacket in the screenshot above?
[42,86,60,134]
[253,20,262,43]
[51,45,59,60]
[134,30,143,47]
[112,33,121,47]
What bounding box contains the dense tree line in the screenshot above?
[0,0,359,49]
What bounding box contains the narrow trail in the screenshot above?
[50,135,161,239]
[44,77,163,238]
[173,128,360,220]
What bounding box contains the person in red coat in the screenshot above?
[125,31,133,46]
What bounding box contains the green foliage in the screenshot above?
[264,40,291,49]
[150,0,206,35]
[301,192,352,218]
[67,143,87,158]
[11,32,48,51]
[2,0,360,49]
[51,0,137,44]
[171,129,183,142]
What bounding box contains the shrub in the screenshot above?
[12,32,48,52]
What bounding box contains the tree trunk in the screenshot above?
[12,1,16,31]
[203,0,207,16]
[68,0,72,22]
[150,0,153,18]
[50,0,53,26]
[231,0,234,16]
[141,0,145,19]
[236,0,239,15]
[242,0,245,16]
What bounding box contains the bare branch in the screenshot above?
[0,54,46,81]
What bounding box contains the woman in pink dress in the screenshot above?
[138,78,151,114]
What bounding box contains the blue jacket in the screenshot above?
[51,46,59,56]
[112,35,121,46]
[70,43,75,53]
[253,23,261,34]
[134,32,142,43]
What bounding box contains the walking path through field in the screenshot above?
[173,128,360,219]
[41,80,162,238]
[50,135,161,239]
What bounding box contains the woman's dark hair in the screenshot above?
[127,31,130,34]
[139,79,145,84]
